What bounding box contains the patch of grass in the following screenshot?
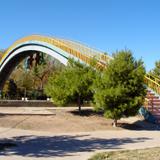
[89,147,160,160]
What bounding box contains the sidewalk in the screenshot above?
[0,106,92,115]
[0,107,54,115]
[0,127,160,160]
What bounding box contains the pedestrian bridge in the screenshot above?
[0,35,159,95]
[0,35,112,89]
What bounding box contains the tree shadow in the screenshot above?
[69,109,103,117]
[119,120,160,131]
[0,113,7,118]
[0,142,17,151]
[0,134,151,158]
[118,122,145,130]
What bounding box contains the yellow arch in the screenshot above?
[0,35,160,96]
[2,35,112,69]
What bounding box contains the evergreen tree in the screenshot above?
[151,60,160,77]
[93,50,146,126]
[45,59,96,113]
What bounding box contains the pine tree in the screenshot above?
[45,59,96,113]
[152,60,160,77]
[93,50,146,126]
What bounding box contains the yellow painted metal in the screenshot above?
[144,73,160,95]
[144,98,150,110]
[1,35,112,69]
[2,35,160,96]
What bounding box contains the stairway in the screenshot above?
[145,90,160,123]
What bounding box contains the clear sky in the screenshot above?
[0,0,160,71]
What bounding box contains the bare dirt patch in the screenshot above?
[0,107,120,133]
[0,107,147,133]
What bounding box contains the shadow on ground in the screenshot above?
[69,109,103,117]
[0,113,7,118]
[70,109,160,131]
[0,142,17,150]
[119,120,160,131]
[0,134,151,158]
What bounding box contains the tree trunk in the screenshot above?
[113,119,118,127]
[78,95,81,114]
[40,78,43,91]
[24,88,26,100]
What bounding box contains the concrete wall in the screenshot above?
[0,100,55,107]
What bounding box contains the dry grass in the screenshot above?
[89,147,160,160]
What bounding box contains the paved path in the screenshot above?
[0,107,54,115]
[0,106,92,115]
[0,127,160,160]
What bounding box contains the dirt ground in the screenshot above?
[0,107,149,133]
[0,107,159,160]
[0,107,117,133]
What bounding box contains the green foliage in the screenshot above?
[37,52,45,65]
[45,72,71,105]
[93,50,146,124]
[7,79,18,99]
[4,54,64,100]
[45,59,96,110]
[151,60,160,77]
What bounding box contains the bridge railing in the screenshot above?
[57,38,112,63]
[144,73,160,95]
[2,35,111,70]
[3,35,160,89]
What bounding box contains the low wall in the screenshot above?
[0,100,55,107]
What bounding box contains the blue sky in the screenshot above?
[0,0,160,71]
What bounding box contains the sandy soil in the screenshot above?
[0,107,120,133]
[0,107,159,160]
